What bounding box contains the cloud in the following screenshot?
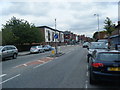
[0,1,118,38]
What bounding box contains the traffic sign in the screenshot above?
[54,34,58,39]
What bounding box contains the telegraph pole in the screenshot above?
[55,18,58,55]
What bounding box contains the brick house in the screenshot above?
[64,31,72,44]
[110,21,120,49]
[64,31,78,45]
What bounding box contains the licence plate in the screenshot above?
[108,67,120,71]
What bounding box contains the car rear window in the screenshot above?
[97,53,120,61]
[31,46,37,48]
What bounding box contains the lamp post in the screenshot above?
[94,14,100,40]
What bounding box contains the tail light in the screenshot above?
[92,63,104,68]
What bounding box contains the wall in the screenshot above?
[0,31,2,45]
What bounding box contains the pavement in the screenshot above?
[17,44,81,56]
[18,51,30,56]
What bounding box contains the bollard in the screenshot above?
[51,50,55,55]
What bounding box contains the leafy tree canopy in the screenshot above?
[104,17,115,36]
[2,16,43,45]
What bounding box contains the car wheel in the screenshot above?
[38,50,41,53]
[89,72,97,85]
[90,76,95,84]
[87,56,89,63]
[13,54,17,59]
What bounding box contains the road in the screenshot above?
[1,45,120,88]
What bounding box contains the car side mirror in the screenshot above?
[87,47,89,50]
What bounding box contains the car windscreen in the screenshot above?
[83,42,89,45]
[96,53,120,61]
[0,46,3,50]
[38,46,42,48]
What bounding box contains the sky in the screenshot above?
[0,0,119,38]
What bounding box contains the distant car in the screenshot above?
[98,39,108,44]
[43,45,53,51]
[89,50,120,84]
[0,45,18,60]
[30,46,45,53]
[98,39,108,47]
[87,42,108,63]
[83,42,90,48]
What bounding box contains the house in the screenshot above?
[110,21,120,49]
[64,31,78,45]
[64,31,72,44]
[37,26,64,46]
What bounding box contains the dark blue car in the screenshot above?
[89,50,120,84]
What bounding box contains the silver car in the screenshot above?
[87,42,108,63]
[30,46,45,53]
[0,45,18,60]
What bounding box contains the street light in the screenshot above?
[94,14,100,40]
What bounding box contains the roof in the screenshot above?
[97,50,120,54]
[115,24,120,28]
[90,42,105,44]
[110,35,120,38]
[37,26,64,33]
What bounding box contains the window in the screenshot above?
[52,32,54,41]
[2,47,7,51]
[48,31,50,41]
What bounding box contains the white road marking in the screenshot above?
[13,65,22,68]
[33,60,51,69]
[23,64,27,66]
[85,80,88,88]
[67,50,72,54]
[0,74,21,84]
[33,61,49,69]
[37,60,45,63]
[87,64,88,70]
[85,84,88,88]
[86,71,88,77]
[0,74,7,78]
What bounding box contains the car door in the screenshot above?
[6,47,13,57]
[2,47,8,58]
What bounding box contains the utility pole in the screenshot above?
[94,14,100,40]
[55,18,58,55]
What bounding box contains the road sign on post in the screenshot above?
[55,19,58,55]
[54,34,58,39]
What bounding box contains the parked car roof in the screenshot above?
[89,42,107,49]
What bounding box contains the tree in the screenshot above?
[2,16,43,45]
[104,17,115,36]
[93,31,98,40]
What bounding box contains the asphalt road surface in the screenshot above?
[1,45,120,88]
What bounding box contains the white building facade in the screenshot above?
[37,26,64,46]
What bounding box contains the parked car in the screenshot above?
[30,46,45,53]
[87,42,108,63]
[43,45,53,51]
[98,39,108,43]
[0,45,18,60]
[98,39,108,47]
[82,42,90,48]
[89,50,120,84]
